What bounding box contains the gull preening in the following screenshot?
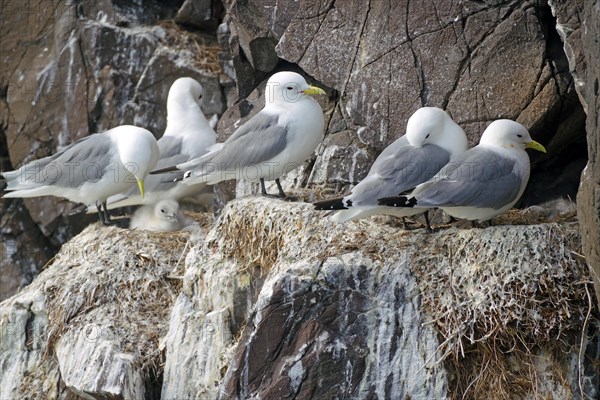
[152,71,326,198]
[2,125,159,225]
[313,107,468,227]
[94,77,217,211]
[378,120,547,222]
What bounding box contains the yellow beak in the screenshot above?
[137,179,145,199]
[525,140,546,153]
[303,85,326,96]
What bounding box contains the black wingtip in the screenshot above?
[0,180,6,191]
[313,197,350,210]
[150,165,180,175]
[377,196,417,207]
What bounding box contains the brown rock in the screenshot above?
[576,0,600,306]
[551,0,600,306]
[548,0,587,108]
[276,0,586,203]
[223,0,300,96]
[0,195,57,301]
[309,130,373,187]
[175,0,224,32]
[0,1,224,296]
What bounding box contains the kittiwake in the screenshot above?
[313,107,468,226]
[1,125,159,225]
[151,71,326,198]
[129,199,190,232]
[378,119,547,222]
[93,77,217,211]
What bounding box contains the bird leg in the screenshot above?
[260,178,295,200]
[275,178,287,198]
[96,201,110,226]
[95,201,104,225]
[102,201,112,225]
[401,217,407,229]
[400,217,417,230]
[398,216,421,230]
[259,178,269,196]
[471,219,493,229]
[423,211,432,233]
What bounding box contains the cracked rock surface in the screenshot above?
[2,4,600,396]
[0,0,225,300]
[2,198,596,399]
[1,0,594,300]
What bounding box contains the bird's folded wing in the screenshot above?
[3,134,114,190]
[412,149,522,209]
[350,144,451,206]
[143,137,189,192]
[178,112,288,174]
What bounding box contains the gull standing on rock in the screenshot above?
[1,125,159,225]
[378,120,546,223]
[95,77,217,211]
[313,107,468,227]
[151,71,326,198]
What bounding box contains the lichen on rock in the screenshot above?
[0,224,192,399]
[161,197,599,400]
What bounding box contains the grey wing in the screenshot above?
[350,143,450,205]
[197,112,287,170]
[413,149,523,209]
[157,136,184,167]
[368,135,410,173]
[141,136,190,192]
[7,134,115,189]
[4,135,94,182]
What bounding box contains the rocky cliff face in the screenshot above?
[574,0,600,309]
[1,198,598,399]
[1,0,596,299]
[2,0,600,398]
[0,224,191,398]
[0,0,226,300]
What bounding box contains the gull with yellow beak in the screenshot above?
[96,77,217,211]
[152,71,326,198]
[1,125,159,225]
[378,120,547,223]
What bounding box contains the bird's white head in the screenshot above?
[167,77,204,123]
[479,120,546,153]
[168,77,204,110]
[155,199,180,222]
[113,126,159,199]
[406,107,468,158]
[164,77,213,139]
[264,71,326,107]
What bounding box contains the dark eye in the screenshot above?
[160,209,165,213]
[286,86,294,90]
[517,134,523,138]
[198,94,203,99]
[425,133,430,139]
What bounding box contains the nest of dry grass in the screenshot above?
[409,223,598,399]
[214,201,286,273]
[159,20,222,75]
[43,225,190,373]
